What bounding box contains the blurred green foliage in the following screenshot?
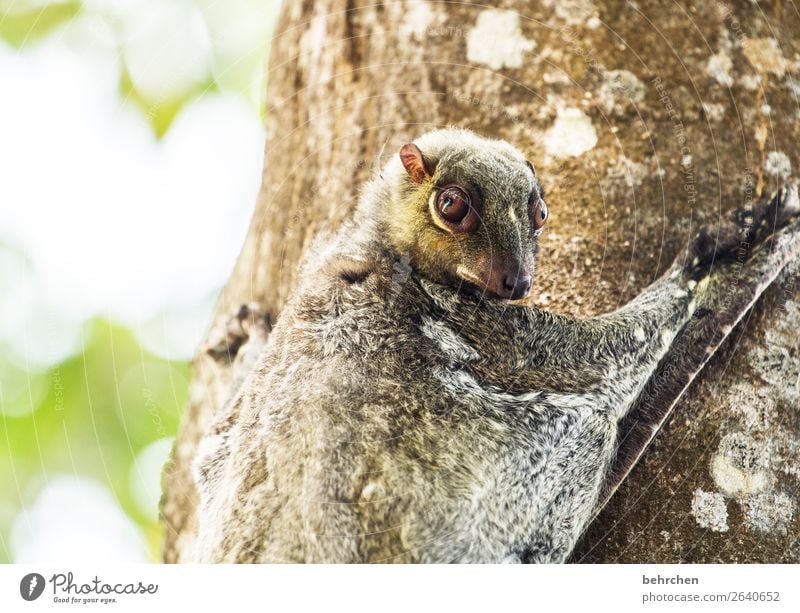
[1,0,271,135]
[0,1,80,48]
[0,0,275,561]
[118,65,219,138]
[0,320,188,562]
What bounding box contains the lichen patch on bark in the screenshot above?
[742,37,789,77]
[465,9,535,71]
[691,489,729,533]
[543,108,598,158]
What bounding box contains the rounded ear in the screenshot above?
[399,143,434,184]
[525,160,537,176]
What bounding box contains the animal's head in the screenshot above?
[374,128,548,301]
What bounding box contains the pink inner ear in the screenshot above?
[399,143,430,184]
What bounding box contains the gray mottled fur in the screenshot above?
[191,129,800,563]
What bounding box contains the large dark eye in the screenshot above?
[432,185,480,232]
[436,186,470,223]
[530,197,548,231]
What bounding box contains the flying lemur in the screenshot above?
[193,128,800,563]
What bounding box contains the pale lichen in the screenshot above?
[399,1,435,41]
[763,151,793,180]
[543,108,598,158]
[466,10,535,71]
[744,492,795,534]
[544,0,598,26]
[740,74,762,91]
[701,284,800,538]
[711,432,771,498]
[752,298,800,393]
[742,37,789,77]
[691,489,729,532]
[706,52,733,87]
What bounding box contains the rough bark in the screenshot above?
[163,0,800,562]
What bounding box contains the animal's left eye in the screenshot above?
[530,197,548,231]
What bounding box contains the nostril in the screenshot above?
[510,275,532,300]
[500,274,532,299]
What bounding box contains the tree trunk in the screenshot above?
[163,0,800,562]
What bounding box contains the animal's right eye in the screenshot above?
[434,186,479,232]
[437,187,470,222]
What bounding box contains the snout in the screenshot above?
[457,258,534,301]
[497,272,532,300]
[485,260,533,300]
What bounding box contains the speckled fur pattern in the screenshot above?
[192,129,800,563]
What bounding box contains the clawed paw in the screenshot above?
[686,184,799,280]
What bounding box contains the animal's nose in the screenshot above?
[500,273,532,300]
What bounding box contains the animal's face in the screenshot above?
[389,131,548,301]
